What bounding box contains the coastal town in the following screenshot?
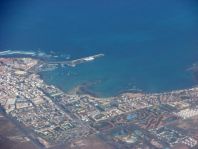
[1,57,198,149]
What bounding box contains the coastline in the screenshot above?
[1,56,198,149]
[1,54,197,98]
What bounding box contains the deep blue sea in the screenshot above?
[0,0,198,97]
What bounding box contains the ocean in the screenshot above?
[0,0,198,97]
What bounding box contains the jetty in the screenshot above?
[48,53,104,67]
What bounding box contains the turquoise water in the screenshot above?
[0,0,198,97]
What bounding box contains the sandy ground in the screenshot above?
[50,136,114,149]
[0,113,37,149]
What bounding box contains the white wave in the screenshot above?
[0,50,36,56]
[0,50,74,61]
[0,50,55,59]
